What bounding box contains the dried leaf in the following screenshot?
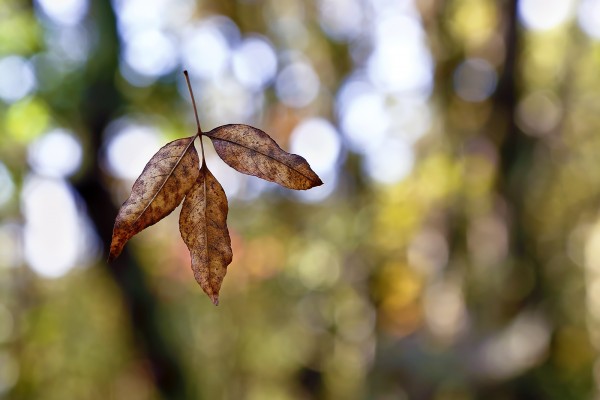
[108,72,325,304]
[109,136,199,261]
[205,124,323,190]
[179,162,232,305]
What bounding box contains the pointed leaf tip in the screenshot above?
[179,164,232,304]
[205,124,323,190]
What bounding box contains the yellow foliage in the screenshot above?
[5,98,50,143]
[449,0,498,48]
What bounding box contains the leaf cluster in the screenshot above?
[109,72,322,304]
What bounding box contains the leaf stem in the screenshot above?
[198,133,206,165]
[183,70,206,162]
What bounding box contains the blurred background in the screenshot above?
[0,0,599,398]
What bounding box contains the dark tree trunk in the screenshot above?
[73,2,188,399]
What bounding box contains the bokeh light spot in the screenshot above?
[105,122,163,180]
[28,129,83,178]
[35,0,89,26]
[295,242,340,289]
[5,98,50,143]
[182,24,230,81]
[479,312,550,379]
[232,36,277,90]
[408,229,449,276]
[0,56,36,103]
[51,26,91,64]
[22,176,83,278]
[200,76,256,125]
[453,58,497,103]
[578,0,600,39]
[516,91,562,136]
[318,0,363,41]
[423,280,466,340]
[519,0,575,31]
[340,88,390,152]
[114,0,172,37]
[276,61,320,108]
[290,118,341,200]
[290,118,341,176]
[364,138,414,185]
[367,13,433,95]
[122,29,178,83]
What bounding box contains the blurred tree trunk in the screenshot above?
[494,0,544,306]
[74,2,188,399]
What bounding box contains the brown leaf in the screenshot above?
[179,162,233,305]
[205,124,323,190]
[109,136,199,261]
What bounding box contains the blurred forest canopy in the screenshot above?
[1,0,600,398]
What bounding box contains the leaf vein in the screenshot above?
[214,137,312,182]
[133,137,196,225]
[145,154,182,168]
